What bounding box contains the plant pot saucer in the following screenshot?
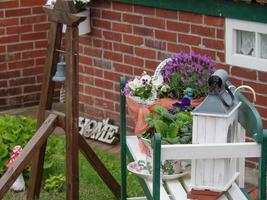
[127,161,189,181]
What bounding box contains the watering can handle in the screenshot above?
[218,86,235,107]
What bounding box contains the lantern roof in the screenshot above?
[191,94,241,118]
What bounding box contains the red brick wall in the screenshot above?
[0,0,49,110]
[1,1,266,137]
[80,1,267,134]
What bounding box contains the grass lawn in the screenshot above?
[3,135,144,200]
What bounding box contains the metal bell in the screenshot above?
[52,55,66,82]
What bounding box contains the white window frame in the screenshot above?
[225,18,267,72]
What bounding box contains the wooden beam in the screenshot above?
[0,114,57,199]
[65,25,79,200]
[78,134,121,198]
[27,21,62,200]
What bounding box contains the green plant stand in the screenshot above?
[120,76,267,200]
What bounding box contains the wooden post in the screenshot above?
[0,1,121,199]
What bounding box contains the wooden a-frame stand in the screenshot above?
[0,1,121,199]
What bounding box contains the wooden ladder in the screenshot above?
[0,1,121,199]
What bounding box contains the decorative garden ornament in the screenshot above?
[6,146,25,192]
[190,69,242,192]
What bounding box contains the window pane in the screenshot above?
[261,34,267,59]
[236,30,255,57]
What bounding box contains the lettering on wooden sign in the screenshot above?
[79,117,119,144]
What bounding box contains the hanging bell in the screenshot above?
[52,55,66,82]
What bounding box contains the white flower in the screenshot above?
[74,0,90,4]
[140,75,152,86]
[128,77,142,91]
[160,84,170,93]
[152,75,164,90]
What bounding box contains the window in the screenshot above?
[225,18,267,72]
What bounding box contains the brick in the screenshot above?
[0,28,4,35]
[35,40,48,48]
[0,1,18,8]
[80,74,94,85]
[133,26,153,37]
[135,47,156,59]
[21,32,47,41]
[113,63,133,74]
[156,8,178,19]
[123,13,143,24]
[79,37,93,46]
[8,59,34,70]
[104,91,119,101]
[104,71,120,82]
[145,39,166,50]
[112,2,133,12]
[102,10,121,22]
[79,55,93,65]
[9,77,35,86]
[191,47,216,60]
[155,30,177,42]
[145,60,160,71]
[21,15,47,25]
[257,107,267,118]
[179,12,203,24]
[113,43,133,54]
[123,34,143,45]
[112,22,132,33]
[23,66,43,76]
[231,66,257,80]
[93,19,111,30]
[204,16,224,27]
[228,76,242,87]
[80,94,93,105]
[216,29,224,39]
[124,55,144,67]
[203,38,224,50]
[256,94,267,106]
[0,80,7,88]
[258,72,267,82]
[1,52,21,62]
[34,23,50,31]
[85,86,103,97]
[0,11,3,18]
[32,7,45,14]
[95,78,113,89]
[167,43,190,53]
[93,59,112,69]
[167,21,190,33]
[84,47,102,57]
[0,70,20,79]
[134,5,155,16]
[103,31,122,42]
[144,17,165,29]
[5,8,31,17]
[20,0,45,7]
[0,18,19,26]
[216,63,230,73]
[95,98,114,110]
[6,25,33,34]
[103,51,123,62]
[191,25,215,37]
[24,85,41,93]
[35,58,46,65]
[103,40,112,50]
[22,50,47,59]
[7,42,34,52]
[178,34,201,46]
[3,87,23,96]
[0,46,6,53]
[243,80,267,95]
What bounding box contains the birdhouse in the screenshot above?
[190,69,242,192]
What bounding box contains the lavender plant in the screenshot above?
[160,51,216,99]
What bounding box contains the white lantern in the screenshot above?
[190,69,242,192]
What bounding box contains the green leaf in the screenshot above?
[165,137,180,144]
[154,120,168,138]
[167,124,178,138]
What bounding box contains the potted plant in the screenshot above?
[136,98,193,176]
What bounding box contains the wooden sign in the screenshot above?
[79,117,119,144]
